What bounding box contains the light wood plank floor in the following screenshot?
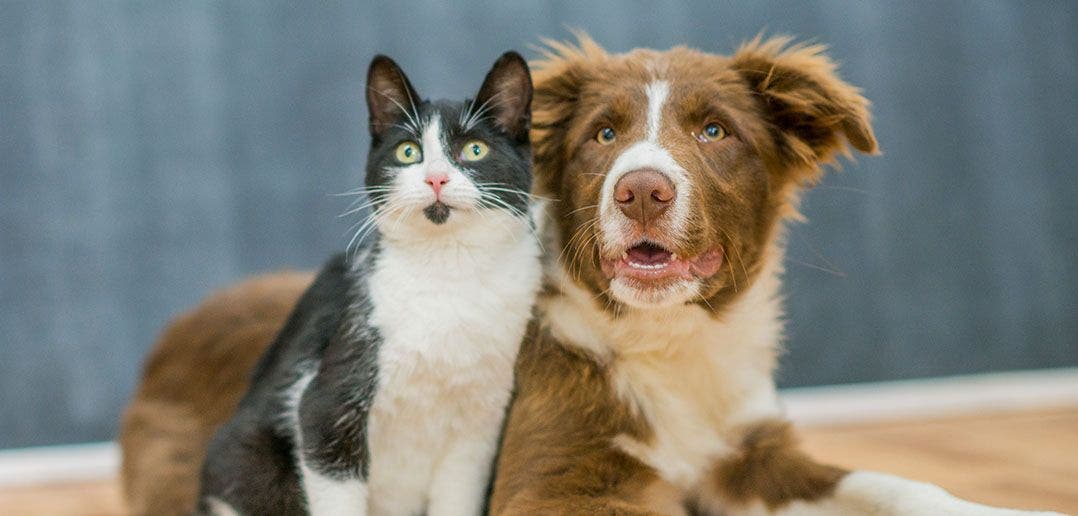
[1,408,1074,515]
[799,408,1077,514]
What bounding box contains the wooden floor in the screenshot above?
[800,408,1077,514]
[1,408,1074,515]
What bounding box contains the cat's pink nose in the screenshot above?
[425,173,449,198]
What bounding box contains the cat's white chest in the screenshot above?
[362,223,541,515]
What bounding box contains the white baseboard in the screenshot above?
[0,442,118,488]
[781,367,1078,426]
[0,368,1075,487]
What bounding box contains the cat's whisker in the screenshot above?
[367,85,421,136]
[346,202,415,261]
[345,215,379,260]
[338,198,388,219]
[392,67,423,136]
[476,191,547,252]
[463,90,507,131]
[476,193,545,252]
[478,192,532,222]
[330,185,396,197]
[472,200,519,245]
[389,123,420,135]
[474,184,554,202]
[459,95,478,128]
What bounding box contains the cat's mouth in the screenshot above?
[423,201,452,224]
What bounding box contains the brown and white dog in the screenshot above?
[487,35,1055,515]
[121,36,1058,515]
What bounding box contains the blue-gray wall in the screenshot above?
[1,1,1075,448]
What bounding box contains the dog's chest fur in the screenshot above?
[363,230,541,508]
[544,252,787,490]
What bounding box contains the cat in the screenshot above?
[197,51,540,516]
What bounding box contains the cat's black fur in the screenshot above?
[199,254,368,514]
[197,52,533,515]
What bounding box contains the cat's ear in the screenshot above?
[473,52,533,142]
[366,55,421,138]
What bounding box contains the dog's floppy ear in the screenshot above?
[366,55,421,139]
[530,33,606,196]
[731,36,878,181]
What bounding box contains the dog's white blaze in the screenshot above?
[645,80,669,143]
[597,80,697,306]
[599,141,689,231]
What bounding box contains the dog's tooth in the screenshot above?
[671,253,678,261]
[622,251,629,260]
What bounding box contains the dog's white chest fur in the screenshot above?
[544,252,787,490]
[363,220,541,515]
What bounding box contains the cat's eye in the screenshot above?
[460,140,489,162]
[697,122,727,143]
[596,127,616,145]
[394,141,422,164]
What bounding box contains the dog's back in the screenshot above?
[119,272,310,515]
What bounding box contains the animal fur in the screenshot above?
[120,272,311,515]
[120,35,1059,515]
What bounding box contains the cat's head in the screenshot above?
[361,52,533,241]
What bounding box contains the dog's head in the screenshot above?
[531,35,877,310]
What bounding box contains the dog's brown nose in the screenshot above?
[613,169,675,224]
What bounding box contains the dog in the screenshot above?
[121,35,1057,515]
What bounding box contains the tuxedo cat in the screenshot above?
[198,52,540,516]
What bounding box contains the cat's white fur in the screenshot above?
[294,115,542,516]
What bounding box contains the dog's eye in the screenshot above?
[697,123,727,143]
[596,127,617,145]
[459,140,489,162]
[395,141,423,164]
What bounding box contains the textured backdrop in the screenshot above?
[1,1,1075,448]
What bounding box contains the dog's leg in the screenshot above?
[761,470,1063,516]
[702,419,1061,516]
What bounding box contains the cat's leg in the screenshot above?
[294,371,372,516]
[700,419,1061,516]
[198,420,306,516]
[296,459,368,516]
[427,433,499,516]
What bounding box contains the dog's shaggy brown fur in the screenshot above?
[119,272,312,515]
[122,36,1050,516]
[489,34,875,514]
[121,35,877,514]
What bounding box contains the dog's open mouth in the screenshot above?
[601,241,724,284]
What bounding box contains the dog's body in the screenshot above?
[120,272,313,516]
[121,37,1057,515]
